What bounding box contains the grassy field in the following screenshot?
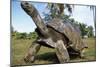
[11,38,96,66]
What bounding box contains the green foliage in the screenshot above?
[79,23,88,37]
[16,32,27,39]
[27,32,38,39]
[12,31,38,40]
[11,31,18,37]
[44,3,72,21]
[79,23,94,38]
[87,26,94,37]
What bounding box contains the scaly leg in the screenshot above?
[55,40,70,63]
[24,41,41,63]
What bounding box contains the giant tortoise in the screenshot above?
[21,1,88,63]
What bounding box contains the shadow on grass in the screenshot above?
[69,53,80,60]
[35,52,59,63]
[35,52,81,63]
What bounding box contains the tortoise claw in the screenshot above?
[24,54,35,63]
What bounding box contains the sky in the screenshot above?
[12,1,96,33]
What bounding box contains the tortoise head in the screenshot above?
[21,1,37,17]
[21,1,49,38]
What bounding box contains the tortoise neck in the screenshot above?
[21,1,49,38]
[32,14,49,38]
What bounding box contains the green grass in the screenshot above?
[11,38,96,66]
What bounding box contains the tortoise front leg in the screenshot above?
[55,40,70,63]
[79,48,87,58]
[24,41,41,63]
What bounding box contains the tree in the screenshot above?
[78,22,94,38]
[16,32,27,39]
[79,23,87,38]
[44,3,73,21]
[28,32,38,39]
[43,3,94,38]
[87,26,94,37]
[12,31,17,36]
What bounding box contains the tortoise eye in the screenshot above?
[25,2,29,5]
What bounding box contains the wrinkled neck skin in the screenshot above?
[21,1,49,38]
[31,10,49,38]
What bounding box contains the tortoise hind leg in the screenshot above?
[24,41,41,63]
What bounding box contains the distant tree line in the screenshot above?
[11,30,38,39]
[65,18,95,38]
[11,20,94,40]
